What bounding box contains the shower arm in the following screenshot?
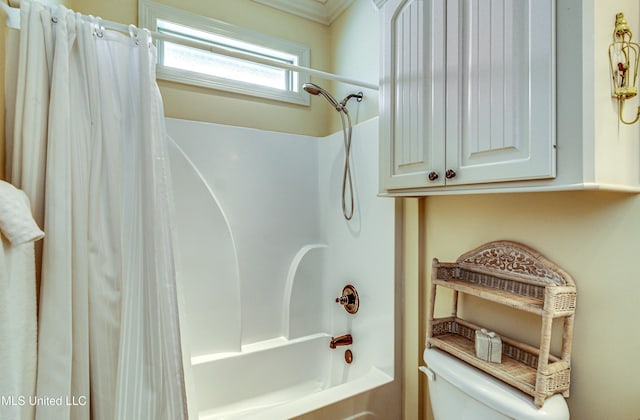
[339,92,363,110]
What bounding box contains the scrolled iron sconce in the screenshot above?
[609,12,640,125]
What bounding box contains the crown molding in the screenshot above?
[253,0,355,26]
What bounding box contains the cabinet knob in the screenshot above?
[445,169,457,179]
[427,171,439,181]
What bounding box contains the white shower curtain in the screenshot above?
[7,2,187,419]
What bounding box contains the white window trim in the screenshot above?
[139,0,311,105]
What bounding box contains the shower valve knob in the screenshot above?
[427,171,439,181]
[445,169,457,179]
[336,294,355,305]
[335,285,359,314]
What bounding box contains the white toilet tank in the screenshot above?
[422,348,570,420]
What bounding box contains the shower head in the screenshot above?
[303,82,342,111]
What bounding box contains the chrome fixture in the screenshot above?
[609,12,640,124]
[335,284,359,314]
[303,83,363,220]
[329,334,353,349]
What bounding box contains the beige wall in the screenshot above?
[69,0,335,137]
[406,191,640,420]
[327,0,379,133]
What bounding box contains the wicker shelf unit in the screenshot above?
[427,241,577,408]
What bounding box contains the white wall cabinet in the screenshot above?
[379,0,554,192]
[377,0,640,196]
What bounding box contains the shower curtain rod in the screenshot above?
[0,1,379,91]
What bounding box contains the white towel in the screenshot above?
[0,181,44,244]
[0,181,39,420]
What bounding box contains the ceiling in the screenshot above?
[252,0,356,25]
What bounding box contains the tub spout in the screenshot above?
[329,334,353,349]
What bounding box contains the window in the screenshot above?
[139,0,311,105]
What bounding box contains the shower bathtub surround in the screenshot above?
[166,116,395,419]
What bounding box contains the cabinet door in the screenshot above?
[379,0,446,190]
[445,0,555,186]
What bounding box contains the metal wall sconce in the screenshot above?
[609,12,640,125]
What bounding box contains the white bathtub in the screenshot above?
[193,334,392,419]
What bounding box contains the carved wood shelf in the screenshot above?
[427,241,577,408]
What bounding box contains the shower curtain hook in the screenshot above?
[90,15,104,38]
[96,17,104,38]
[128,24,140,46]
